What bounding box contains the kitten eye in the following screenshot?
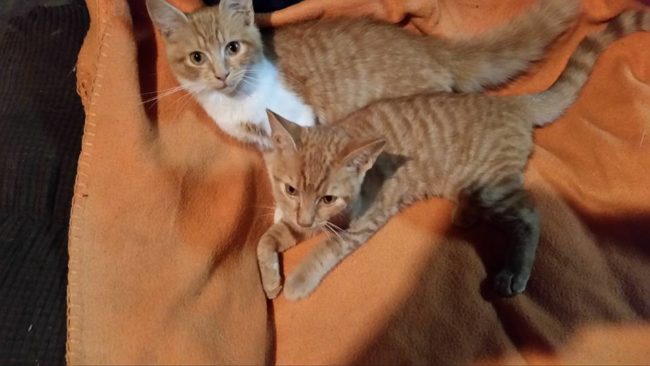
[189,51,206,65]
[225,41,240,56]
[285,184,297,196]
[321,195,337,205]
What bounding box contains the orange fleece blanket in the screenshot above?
[67,0,650,364]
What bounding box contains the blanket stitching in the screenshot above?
[66,0,113,363]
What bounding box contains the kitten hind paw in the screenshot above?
[493,268,529,297]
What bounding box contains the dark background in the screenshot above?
[0,0,299,364]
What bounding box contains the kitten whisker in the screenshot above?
[139,85,184,96]
[143,85,186,97]
[237,72,260,87]
[322,225,335,242]
[252,212,276,223]
[327,221,344,232]
[139,86,187,106]
[250,204,277,211]
[325,223,345,244]
[170,91,197,121]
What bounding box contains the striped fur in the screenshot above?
[527,9,650,126]
[258,10,650,300]
[148,0,579,146]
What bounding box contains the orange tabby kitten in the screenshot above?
[258,10,650,300]
[147,0,578,147]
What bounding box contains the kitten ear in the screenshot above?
[146,0,188,38]
[266,109,302,151]
[341,138,386,174]
[219,0,254,25]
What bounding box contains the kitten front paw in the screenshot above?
[258,248,283,299]
[283,268,322,301]
[493,268,530,297]
[264,281,282,299]
[261,269,283,299]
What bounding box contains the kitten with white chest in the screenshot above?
[147,0,314,148]
[146,0,579,148]
[186,57,314,147]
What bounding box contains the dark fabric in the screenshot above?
[0,2,88,364]
[204,0,303,13]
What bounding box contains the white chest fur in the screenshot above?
[187,58,315,147]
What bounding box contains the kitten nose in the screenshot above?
[297,217,313,228]
[215,72,230,81]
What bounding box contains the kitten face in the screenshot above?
[147,0,263,95]
[264,111,385,231]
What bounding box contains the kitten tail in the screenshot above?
[526,10,650,127]
[448,0,580,92]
